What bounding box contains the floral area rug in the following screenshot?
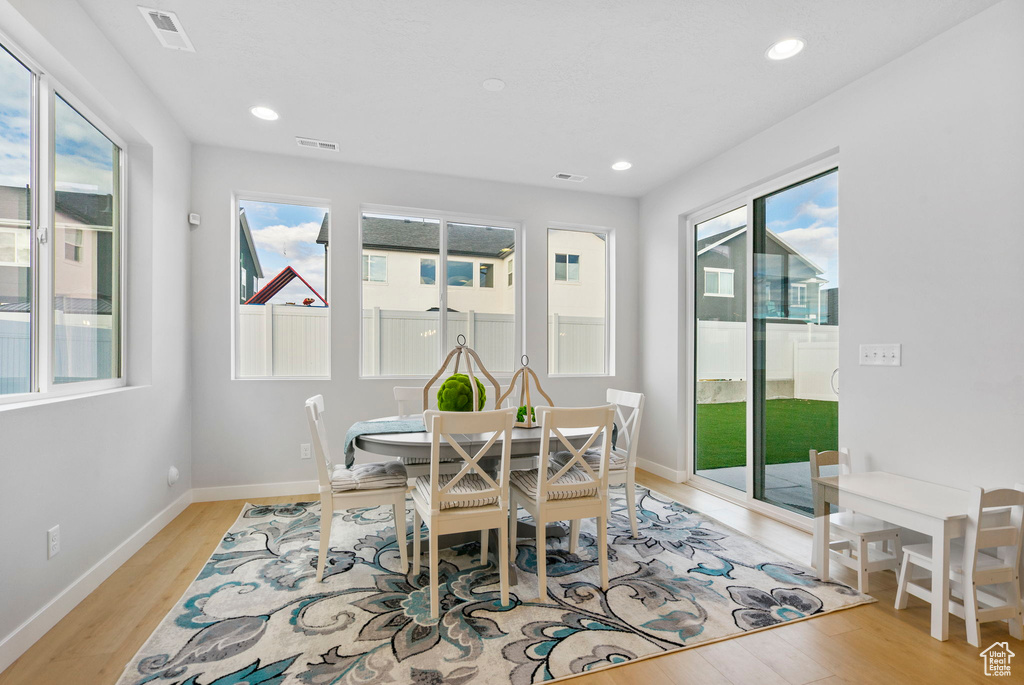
[116,486,871,685]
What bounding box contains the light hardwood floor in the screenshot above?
[2,472,1018,685]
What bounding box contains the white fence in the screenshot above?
[697,320,839,402]
[238,304,330,377]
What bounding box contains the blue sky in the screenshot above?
[696,170,839,290]
[240,200,328,304]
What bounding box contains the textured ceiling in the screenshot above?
[76,0,997,197]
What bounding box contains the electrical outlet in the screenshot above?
[300,443,312,460]
[47,525,60,559]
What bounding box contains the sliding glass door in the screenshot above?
[691,166,839,518]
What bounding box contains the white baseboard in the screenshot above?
[0,490,193,674]
[637,458,687,483]
[191,480,319,502]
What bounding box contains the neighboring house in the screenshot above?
[360,215,606,319]
[238,208,264,304]
[245,266,327,306]
[696,225,837,325]
[0,184,115,316]
[315,212,329,300]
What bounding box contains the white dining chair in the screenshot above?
[412,408,516,618]
[305,395,410,582]
[809,448,901,593]
[394,386,423,419]
[895,484,1024,647]
[509,405,614,600]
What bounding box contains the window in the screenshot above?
[554,253,580,282]
[704,267,734,297]
[1,39,126,400]
[789,283,807,306]
[548,228,610,375]
[419,258,436,285]
[507,259,513,286]
[363,254,387,282]
[235,199,330,378]
[447,260,473,287]
[361,209,518,376]
[479,263,493,288]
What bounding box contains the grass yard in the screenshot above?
[695,398,838,470]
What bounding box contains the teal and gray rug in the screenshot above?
[116,486,870,685]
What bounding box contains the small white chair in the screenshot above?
[394,386,423,419]
[305,395,410,582]
[810,448,901,593]
[895,484,1024,647]
[510,405,614,600]
[412,408,516,618]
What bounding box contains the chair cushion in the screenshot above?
[509,464,599,500]
[414,473,499,510]
[331,461,408,492]
[552,448,627,471]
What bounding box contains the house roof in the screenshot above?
[0,296,112,315]
[238,208,264,278]
[316,213,329,245]
[697,225,825,275]
[0,184,114,228]
[244,266,327,306]
[362,215,515,258]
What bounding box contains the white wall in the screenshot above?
[190,146,638,489]
[0,0,192,667]
[639,0,1024,487]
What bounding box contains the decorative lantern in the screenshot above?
[422,335,501,413]
[495,355,553,427]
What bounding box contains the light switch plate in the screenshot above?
[859,343,901,366]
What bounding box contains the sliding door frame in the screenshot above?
[684,154,840,533]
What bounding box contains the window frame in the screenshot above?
[230,191,333,381]
[359,203,523,380]
[362,253,388,284]
[546,223,615,378]
[703,267,735,298]
[553,252,582,283]
[0,35,129,406]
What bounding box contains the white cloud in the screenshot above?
[252,221,322,261]
[797,201,838,222]
[776,225,838,278]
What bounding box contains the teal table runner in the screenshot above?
[343,418,426,467]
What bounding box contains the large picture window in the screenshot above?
[0,40,125,401]
[548,227,610,375]
[361,209,518,376]
[235,198,330,378]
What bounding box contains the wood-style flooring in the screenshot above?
[1,472,1018,684]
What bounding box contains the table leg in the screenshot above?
[813,482,830,580]
[931,522,951,641]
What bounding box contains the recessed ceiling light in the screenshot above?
[611,161,632,171]
[482,78,505,92]
[250,106,279,121]
[766,38,805,61]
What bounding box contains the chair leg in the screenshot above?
[429,525,440,619]
[480,529,489,567]
[857,537,870,594]
[509,496,518,571]
[895,553,912,609]
[536,514,547,602]
[568,519,580,554]
[412,509,421,576]
[625,476,639,538]
[597,513,609,591]
[316,496,332,583]
[892,532,902,575]
[1009,576,1023,640]
[964,579,981,648]
[498,519,510,608]
[393,500,408,572]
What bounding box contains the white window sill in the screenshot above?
[0,384,146,412]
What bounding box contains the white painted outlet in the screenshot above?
[859,343,901,366]
[47,525,60,559]
[300,443,312,460]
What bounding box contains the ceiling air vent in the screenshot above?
[296,137,340,152]
[553,172,587,183]
[138,7,195,52]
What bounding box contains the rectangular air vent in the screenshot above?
[138,7,195,52]
[553,172,587,183]
[296,137,339,152]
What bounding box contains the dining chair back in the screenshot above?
[394,386,423,419]
[605,389,645,536]
[411,408,516,618]
[305,395,409,582]
[809,448,852,480]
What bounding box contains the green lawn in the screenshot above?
[695,399,838,470]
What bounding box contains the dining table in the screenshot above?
[355,415,599,583]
